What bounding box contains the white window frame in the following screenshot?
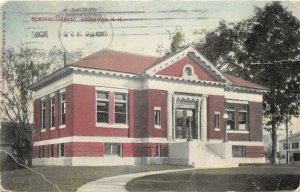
[225,100,249,133]
[58,143,64,157]
[104,143,122,157]
[95,87,129,129]
[214,112,220,131]
[96,91,110,124]
[154,107,161,129]
[40,98,46,132]
[59,90,66,128]
[114,92,128,125]
[292,142,299,149]
[156,143,161,157]
[50,95,55,130]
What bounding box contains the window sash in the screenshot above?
[59,93,66,125]
[156,143,161,157]
[214,113,220,128]
[232,146,245,157]
[104,143,122,156]
[292,142,299,149]
[114,93,127,124]
[50,97,55,127]
[225,102,248,130]
[154,110,161,126]
[41,100,46,129]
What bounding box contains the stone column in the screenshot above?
[197,99,201,140]
[167,91,173,140]
[200,96,207,141]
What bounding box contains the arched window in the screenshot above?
[182,64,198,80]
[185,67,192,76]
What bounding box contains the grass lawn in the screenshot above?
[1,165,187,192]
[126,164,300,192]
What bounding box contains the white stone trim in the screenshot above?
[225,91,263,102]
[59,125,66,129]
[227,130,249,134]
[200,97,207,141]
[49,93,55,97]
[73,71,143,90]
[59,88,65,93]
[144,78,225,96]
[33,136,170,146]
[208,140,264,146]
[226,99,249,104]
[33,74,73,99]
[167,91,173,140]
[95,86,129,93]
[70,66,137,78]
[40,129,46,133]
[50,127,55,131]
[182,64,198,80]
[95,123,129,129]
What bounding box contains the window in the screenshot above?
[39,146,42,158]
[41,99,46,130]
[156,143,161,157]
[104,143,122,156]
[50,144,54,157]
[292,142,299,149]
[96,91,109,123]
[50,97,55,128]
[214,112,220,129]
[225,102,248,130]
[283,143,290,150]
[238,105,247,130]
[59,92,66,126]
[41,146,45,158]
[232,146,245,157]
[114,93,127,124]
[58,143,64,157]
[154,107,161,128]
[185,67,192,76]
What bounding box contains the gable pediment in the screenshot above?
[145,47,230,83]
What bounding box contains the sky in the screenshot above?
[1,1,300,57]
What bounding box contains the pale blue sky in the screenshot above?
[1,1,300,56]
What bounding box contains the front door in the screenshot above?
[175,109,197,139]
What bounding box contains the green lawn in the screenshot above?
[1,165,187,192]
[126,164,300,192]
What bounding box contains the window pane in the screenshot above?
[97,101,109,112]
[155,110,161,126]
[226,103,235,110]
[238,104,247,111]
[112,144,119,155]
[97,92,108,100]
[115,93,126,101]
[227,111,235,130]
[232,146,245,157]
[115,103,126,113]
[239,112,247,130]
[115,113,126,124]
[97,112,109,123]
[214,114,220,128]
[104,144,111,155]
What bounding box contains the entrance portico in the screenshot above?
[167,92,207,141]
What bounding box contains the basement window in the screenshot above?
[232,146,246,157]
[104,143,122,156]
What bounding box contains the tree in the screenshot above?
[1,45,82,166]
[197,2,300,163]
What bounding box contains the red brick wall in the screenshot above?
[72,84,128,137]
[147,89,167,138]
[134,90,148,137]
[246,146,264,157]
[157,56,218,82]
[249,102,263,141]
[72,142,104,157]
[207,95,225,140]
[122,143,168,157]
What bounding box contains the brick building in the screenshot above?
[31,47,267,167]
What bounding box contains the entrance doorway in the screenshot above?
[175,109,197,139]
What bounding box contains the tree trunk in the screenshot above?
[271,120,277,164]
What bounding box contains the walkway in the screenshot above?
[77,167,300,192]
[76,168,194,192]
